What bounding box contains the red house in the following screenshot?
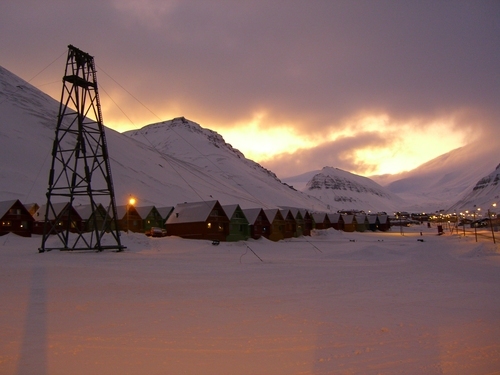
[0,199,34,237]
[166,200,229,241]
[33,202,84,235]
[242,208,271,240]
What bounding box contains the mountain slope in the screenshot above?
[376,142,499,211]
[447,163,500,212]
[0,65,327,211]
[301,167,406,213]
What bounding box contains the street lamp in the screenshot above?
[473,205,478,242]
[127,196,136,233]
[488,203,497,244]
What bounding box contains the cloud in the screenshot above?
[0,1,498,177]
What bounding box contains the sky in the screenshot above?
[1,1,499,179]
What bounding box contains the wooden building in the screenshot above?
[300,209,313,236]
[355,214,370,232]
[222,204,250,242]
[280,209,296,239]
[242,208,271,240]
[0,199,34,237]
[280,207,305,237]
[166,200,229,241]
[327,213,344,231]
[33,202,84,235]
[342,214,357,232]
[157,206,174,224]
[311,212,331,230]
[367,214,378,231]
[377,214,391,232]
[73,204,108,232]
[135,206,164,232]
[116,205,143,233]
[264,209,285,241]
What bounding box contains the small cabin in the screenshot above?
[135,206,164,232]
[33,202,84,235]
[367,214,378,231]
[242,208,271,240]
[73,204,108,232]
[116,205,143,233]
[166,200,229,242]
[311,212,331,230]
[342,214,357,232]
[279,209,296,239]
[222,204,250,242]
[355,214,370,232]
[264,209,285,241]
[377,214,391,232]
[327,213,344,231]
[300,209,313,236]
[157,206,174,223]
[0,199,34,237]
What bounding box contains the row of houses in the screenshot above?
[0,199,391,241]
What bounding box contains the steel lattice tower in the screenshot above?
[39,45,124,252]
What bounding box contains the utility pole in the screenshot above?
[39,45,124,252]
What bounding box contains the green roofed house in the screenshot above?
[222,204,250,242]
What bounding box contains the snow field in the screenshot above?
[1,226,499,375]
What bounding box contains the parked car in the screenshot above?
[147,227,166,237]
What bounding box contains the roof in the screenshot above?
[342,214,355,224]
[35,202,74,221]
[378,214,389,224]
[0,199,18,218]
[135,205,157,218]
[242,208,265,225]
[222,204,239,219]
[355,214,367,222]
[311,212,327,223]
[264,208,284,222]
[327,213,341,223]
[166,200,219,224]
[279,206,305,220]
[156,206,174,219]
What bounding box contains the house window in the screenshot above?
[210,210,218,217]
[207,222,212,229]
[2,221,12,227]
[218,224,223,231]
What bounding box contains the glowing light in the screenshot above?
[129,197,136,206]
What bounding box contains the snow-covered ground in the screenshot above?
[1,226,499,375]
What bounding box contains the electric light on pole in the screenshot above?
[488,203,497,244]
[127,196,136,233]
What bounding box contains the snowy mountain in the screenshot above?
[447,163,500,212]
[300,167,406,213]
[378,142,499,212]
[0,65,327,211]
